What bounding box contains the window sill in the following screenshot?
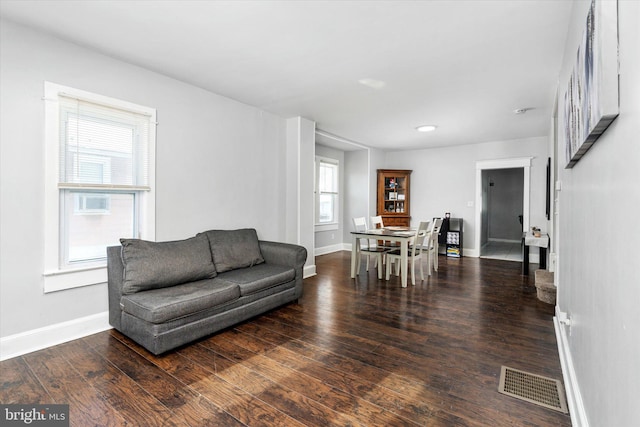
[43,265,107,293]
[315,223,339,232]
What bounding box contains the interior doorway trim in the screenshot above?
[475,157,532,258]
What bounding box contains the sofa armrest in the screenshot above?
[107,245,124,330]
[259,240,307,269]
[259,240,307,299]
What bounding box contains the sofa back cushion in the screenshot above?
[120,234,217,294]
[200,228,265,273]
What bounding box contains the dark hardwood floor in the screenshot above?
[1,252,571,426]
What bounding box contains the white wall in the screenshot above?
[299,118,316,273]
[369,148,386,219]
[341,149,369,245]
[315,145,345,251]
[0,20,289,346]
[555,1,640,425]
[384,137,548,255]
[285,116,316,275]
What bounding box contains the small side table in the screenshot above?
[522,232,549,275]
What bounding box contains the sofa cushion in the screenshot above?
[120,278,240,323]
[200,229,264,273]
[217,264,295,296]
[120,234,216,294]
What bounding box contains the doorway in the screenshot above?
[474,157,532,260]
[480,168,524,261]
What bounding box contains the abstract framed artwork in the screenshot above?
[564,0,619,169]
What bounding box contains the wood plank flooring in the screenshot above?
[1,252,571,426]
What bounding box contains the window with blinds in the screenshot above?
[315,157,339,226]
[44,82,156,281]
[58,96,151,191]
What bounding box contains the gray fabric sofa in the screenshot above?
[107,228,306,355]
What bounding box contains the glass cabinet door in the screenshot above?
[384,175,407,213]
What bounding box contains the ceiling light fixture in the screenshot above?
[416,125,437,132]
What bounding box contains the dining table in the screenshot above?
[350,227,416,287]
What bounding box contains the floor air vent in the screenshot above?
[498,366,568,414]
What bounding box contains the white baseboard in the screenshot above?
[314,243,346,256]
[462,248,479,257]
[554,310,589,427]
[303,264,317,278]
[0,311,111,361]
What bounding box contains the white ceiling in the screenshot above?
[0,0,574,151]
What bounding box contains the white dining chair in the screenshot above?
[426,218,444,275]
[385,221,431,285]
[370,215,384,230]
[352,217,389,277]
[371,215,398,249]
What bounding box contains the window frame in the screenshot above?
[43,82,156,293]
[314,156,339,232]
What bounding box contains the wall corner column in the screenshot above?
[285,117,316,277]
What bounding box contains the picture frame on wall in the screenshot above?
[563,0,619,169]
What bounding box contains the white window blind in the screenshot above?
[58,95,151,191]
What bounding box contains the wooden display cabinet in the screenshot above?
[376,169,412,227]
